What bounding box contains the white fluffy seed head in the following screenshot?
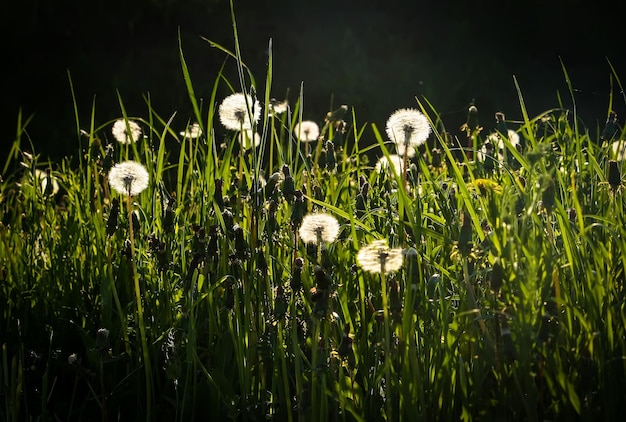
[357,239,403,274]
[112,119,142,144]
[294,121,320,142]
[299,213,340,245]
[108,161,149,196]
[385,108,431,148]
[180,122,202,139]
[218,93,261,131]
[375,154,405,174]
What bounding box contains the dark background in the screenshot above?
[3,0,626,162]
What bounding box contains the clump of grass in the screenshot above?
[2,4,626,421]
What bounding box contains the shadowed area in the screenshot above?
[2,0,625,161]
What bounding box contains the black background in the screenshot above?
[3,0,626,161]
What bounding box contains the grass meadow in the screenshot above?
[2,8,626,422]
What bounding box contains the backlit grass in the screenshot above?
[1,6,626,421]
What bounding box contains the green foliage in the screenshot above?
[2,10,626,422]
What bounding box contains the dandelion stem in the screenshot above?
[402,132,409,186]
[311,319,321,422]
[316,230,323,264]
[99,354,108,422]
[290,293,304,420]
[106,244,131,355]
[126,193,152,421]
[277,321,293,422]
[380,270,394,421]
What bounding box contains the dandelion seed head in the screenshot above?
[238,129,261,149]
[396,143,416,158]
[611,140,626,161]
[357,239,403,274]
[375,154,404,174]
[112,119,142,144]
[34,169,59,196]
[478,141,495,163]
[299,213,340,245]
[487,130,520,150]
[218,93,261,131]
[108,160,149,196]
[68,353,78,365]
[385,108,431,148]
[479,130,520,163]
[180,122,202,139]
[294,121,320,142]
[270,99,288,115]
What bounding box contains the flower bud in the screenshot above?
[68,353,79,365]
[608,159,621,189]
[106,198,120,237]
[95,328,110,352]
[290,257,304,291]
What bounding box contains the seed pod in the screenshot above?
[101,144,115,175]
[68,353,79,366]
[608,159,621,189]
[495,111,507,136]
[233,224,248,259]
[214,178,224,208]
[281,164,291,178]
[482,141,496,173]
[256,249,268,276]
[490,260,505,292]
[43,168,55,197]
[148,234,169,271]
[324,141,336,170]
[314,266,331,291]
[312,289,329,318]
[404,248,420,304]
[601,111,618,141]
[431,147,442,168]
[162,197,175,234]
[273,285,287,320]
[94,328,110,352]
[221,208,234,233]
[313,185,324,202]
[106,198,120,237]
[427,273,441,300]
[290,190,306,229]
[191,224,206,255]
[282,174,295,203]
[264,172,283,199]
[467,105,479,133]
[290,257,304,291]
[207,225,220,262]
[567,207,577,224]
